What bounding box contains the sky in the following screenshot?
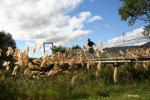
[0,0,148,57]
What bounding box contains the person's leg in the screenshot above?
[89,48,95,59]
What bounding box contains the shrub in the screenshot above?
[0,31,16,67]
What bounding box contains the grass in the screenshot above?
[0,68,150,100]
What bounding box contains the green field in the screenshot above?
[0,68,150,100]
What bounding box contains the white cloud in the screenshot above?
[88,15,102,22]
[0,0,100,47]
[105,27,150,47]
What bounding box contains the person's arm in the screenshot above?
[93,42,96,46]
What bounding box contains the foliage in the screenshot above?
[72,45,82,50]
[118,0,150,25]
[0,31,16,52]
[51,46,66,54]
[51,45,82,54]
[143,25,150,37]
[118,0,150,36]
[0,31,16,66]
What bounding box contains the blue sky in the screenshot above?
[70,0,144,45]
[0,0,146,57]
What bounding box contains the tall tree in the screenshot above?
[118,0,150,35]
[119,0,150,25]
[0,31,16,67]
[0,31,16,51]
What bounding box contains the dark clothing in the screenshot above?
[88,41,96,47]
[89,48,94,54]
[87,40,96,54]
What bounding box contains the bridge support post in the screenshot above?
[113,63,120,83]
[95,62,101,79]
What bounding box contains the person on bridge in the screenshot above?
[87,38,96,57]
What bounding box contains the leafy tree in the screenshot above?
[51,45,82,54]
[51,46,66,54]
[0,31,16,51]
[118,0,150,35]
[119,0,150,25]
[0,31,16,66]
[72,45,82,50]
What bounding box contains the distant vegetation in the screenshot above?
[51,46,67,54]
[51,45,82,54]
[72,45,82,50]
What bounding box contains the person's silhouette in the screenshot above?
[87,38,96,55]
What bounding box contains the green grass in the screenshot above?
[0,68,150,100]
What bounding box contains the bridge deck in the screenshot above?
[91,56,150,63]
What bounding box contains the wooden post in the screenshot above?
[95,62,101,79]
[113,63,119,83]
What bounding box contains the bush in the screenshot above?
[0,31,16,67]
[51,46,66,54]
